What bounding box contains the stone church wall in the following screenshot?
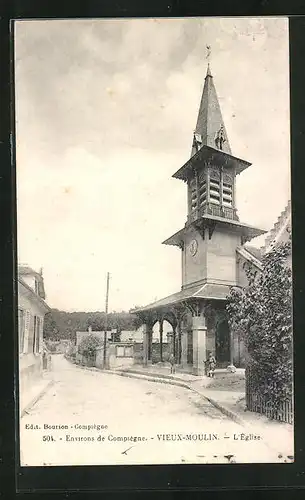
[182,226,207,287]
[206,227,241,285]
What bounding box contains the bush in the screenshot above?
[65,344,77,359]
[226,240,293,413]
[78,334,103,358]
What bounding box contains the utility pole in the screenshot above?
[103,272,110,368]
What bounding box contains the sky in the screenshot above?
[15,17,290,313]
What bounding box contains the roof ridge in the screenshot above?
[261,201,291,252]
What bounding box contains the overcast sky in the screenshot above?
[15,17,290,312]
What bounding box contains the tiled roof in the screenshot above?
[18,265,37,275]
[243,245,263,261]
[18,264,46,299]
[193,283,231,300]
[18,276,50,312]
[261,201,291,253]
[132,282,230,314]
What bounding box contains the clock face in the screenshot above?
[189,239,198,256]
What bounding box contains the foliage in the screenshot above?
[43,309,142,341]
[77,334,103,358]
[65,343,77,359]
[43,312,61,340]
[226,240,293,412]
[45,340,58,353]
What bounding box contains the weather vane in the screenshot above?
[206,45,211,62]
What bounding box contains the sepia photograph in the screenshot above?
[15,17,293,466]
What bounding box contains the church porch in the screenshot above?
[131,284,245,376]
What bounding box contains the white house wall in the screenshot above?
[18,282,47,393]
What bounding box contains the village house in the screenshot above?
[132,64,272,375]
[261,200,291,257]
[18,265,50,396]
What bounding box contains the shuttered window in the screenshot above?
[222,182,233,207]
[23,310,31,354]
[209,179,221,205]
[33,316,42,353]
[18,308,25,352]
[190,178,197,211]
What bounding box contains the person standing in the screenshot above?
[207,352,216,378]
[169,353,176,374]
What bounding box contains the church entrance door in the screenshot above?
[216,320,230,366]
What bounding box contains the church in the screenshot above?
[132,64,268,375]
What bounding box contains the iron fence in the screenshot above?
[245,365,293,424]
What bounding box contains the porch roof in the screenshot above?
[163,215,266,247]
[131,282,231,314]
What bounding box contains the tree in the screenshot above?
[226,239,292,414]
[43,312,60,340]
[43,309,142,341]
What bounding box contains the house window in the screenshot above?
[33,316,41,353]
[125,346,133,357]
[116,345,133,357]
[18,308,25,352]
[22,310,31,354]
[34,279,39,295]
[116,346,125,357]
[36,316,41,353]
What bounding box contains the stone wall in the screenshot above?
[95,342,135,370]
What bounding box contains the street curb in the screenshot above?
[190,387,245,426]
[120,368,197,384]
[73,363,191,390]
[20,379,54,418]
[72,361,245,425]
[118,370,191,390]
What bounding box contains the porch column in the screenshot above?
[159,320,163,362]
[148,326,153,364]
[175,321,181,364]
[143,323,149,366]
[172,325,176,361]
[181,327,188,368]
[143,323,153,366]
[227,328,236,373]
[192,313,207,376]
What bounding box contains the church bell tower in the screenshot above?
[163,65,264,290]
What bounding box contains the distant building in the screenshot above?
[76,326,147,346]
[76,326,111,348]
[18,265,50,393]
[120,330,142,342]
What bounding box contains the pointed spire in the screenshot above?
[206,63,212,78]
[191,65,232,156]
